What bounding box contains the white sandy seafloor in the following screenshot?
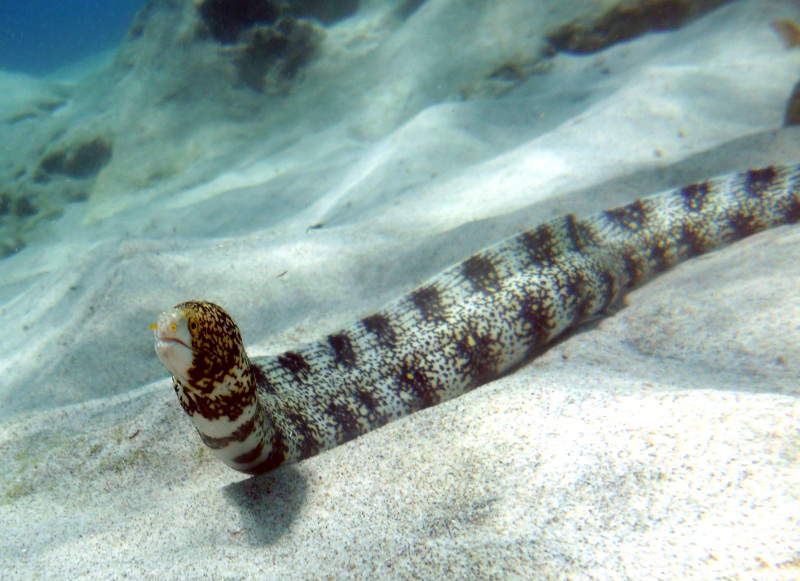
[1,0,799,578]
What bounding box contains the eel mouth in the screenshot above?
[154,335,194,383]
[154,335,189,349]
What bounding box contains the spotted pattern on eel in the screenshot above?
[153,164,799,475]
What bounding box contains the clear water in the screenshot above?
[0,0,147,75]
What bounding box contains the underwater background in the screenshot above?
[0,0,146,75]
[0,1,798,577]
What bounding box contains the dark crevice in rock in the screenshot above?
[198,0,282,44]
[195,1,330,93]
[39,137,113,179]
[547,0,731,54]
[228,17,323,92]
[197,0,359,43]
[12,195,37,218]
[0,238,25,259]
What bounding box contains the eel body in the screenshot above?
[153,164,799,475]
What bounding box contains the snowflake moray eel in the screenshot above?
[153,164,799,475]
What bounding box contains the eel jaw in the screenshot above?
[153,308,194,384]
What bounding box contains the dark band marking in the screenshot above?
[744,166,777,197]
[780,190,800,223]
[328,333,357,367]
[175,379,249,422]
[565,214,596,248]
[327,401,363,443]
[199,413,257,449]
[519,216,594,266]
[647,238,672,272]
[233,440,264,465]
[617,246,646,287]
[278,351,311,379]
[679,181,710,212]
[461,255,501,293]
[250,363,272,390]
[564,271,593,318]
[728,211,759,240]
[596,270,618,313]
[355,389,391,428]
[676,224,709,258]
[604,199,648,231]
[517,293,556,351]
[519,224,560,264]
[244,430,286,475]
[362,313,398,347]
[395,358,439,409]
[356,389,379,412]
[410,285,446,322]
[187,351,238,395]
[285,411,321,460]
[454,329,502,385]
